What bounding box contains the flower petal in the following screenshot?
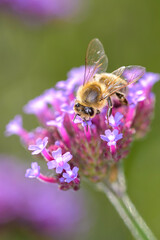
[115,133,123,141]
[112,129,119,137]
[63,152,72,162]
[52,148,62,159]
[56,166,63,174]
[63,163,70,171]
[100,135,109,142]
[72,167,79,175]
[104,129,112,137]
[47,160,57,169]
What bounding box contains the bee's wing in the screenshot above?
[112,66,126,76]
[101,65,146,99]
[83,38,108,86]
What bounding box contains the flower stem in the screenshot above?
[97,179,157,240]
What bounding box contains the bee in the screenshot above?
[73,38,145,123]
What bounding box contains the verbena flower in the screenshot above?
[47,148,72,173]
[5,115,24,136]
[5,67,160,190]
[0,0,83,23]
[25,162,40,178]
[100,129,123,154]
[28,137,48,155]
[63,167,79,183]
[108,112,123,127]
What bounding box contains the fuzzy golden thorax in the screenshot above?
[76,82,107,109]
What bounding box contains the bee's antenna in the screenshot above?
[73,114,78,122]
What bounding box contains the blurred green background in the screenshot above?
[0,0,160,239]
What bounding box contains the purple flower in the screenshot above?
[23,96,47,115]
[6,65,159,190]
[56,66,85,94]
[5,115,23,136]
[42,88,55,103]
[0,0,84,22]
[61,101,75,114]
[100,129,123,147]
[108,112,123,127]
[47,148,72,174]
[28,137,48,155]
[0,155,86,236]
[47,114,64,128]
[63,167,79,183]
[25,162,40,178]
[127,83,146,107]
[140,72,160,87]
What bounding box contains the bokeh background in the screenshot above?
[0,0,160,239]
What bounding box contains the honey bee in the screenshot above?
[73,38,145,123]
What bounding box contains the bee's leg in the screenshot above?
[116,92,128,105]
[83,118,88,132]
[106,97,113,124]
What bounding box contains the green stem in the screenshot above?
[96,163,157,240]
[97,181,157,240]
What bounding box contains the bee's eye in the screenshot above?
[89,108,94,116]
[84,107,94,116]
[75,103,80,108]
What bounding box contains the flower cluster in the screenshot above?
[5,66,159,190]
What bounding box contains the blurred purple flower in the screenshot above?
[25,162,40,178]
[5,115,23,136]
[127,83,146,106]
[140,72,160,87]
[47,114,64,128]
[0,0,84,22]
[28,137,48,155]
[56,66,85,94]
[23,96,47,115]
[0,155,86,236]
[61,101,75,114]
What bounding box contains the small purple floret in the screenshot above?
[23,96,46,115]
[108,112,123,127]
[61,101,74,114]
[25,162,40,178]
[28,137,48,155]
[100,129,123,147]
[56,66,85,94]
[47,148,72,174]
[63,167,79,183]
[5,115,23,136]
[140,72,160,87]
[128,84,146,106]
[47,115,64,128]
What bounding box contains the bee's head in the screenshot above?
[73,101,96,121]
